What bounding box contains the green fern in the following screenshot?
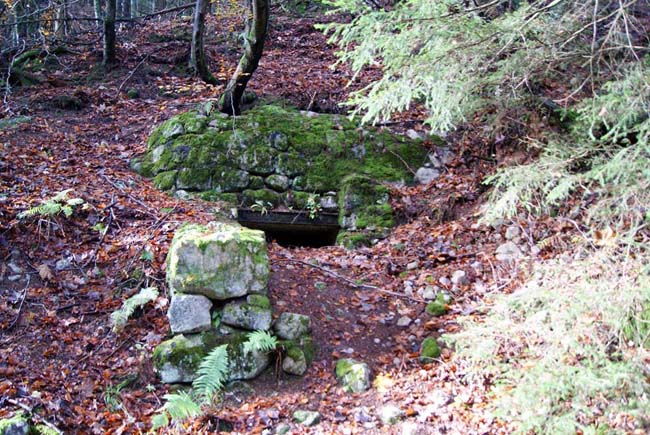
[110,287,158,331]
[17,189,85,220]
[162,391,202,421]
[243,330,278,354]
[193,344,230,403]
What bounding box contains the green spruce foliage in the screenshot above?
[323,1,650,433]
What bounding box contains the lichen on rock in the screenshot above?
[166,222,269,299]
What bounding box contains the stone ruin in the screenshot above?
[131,104,449,247]
[153,222,315,384]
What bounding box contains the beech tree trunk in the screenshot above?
[219,0,269,115]
[130,0,138,18]
[190,0,217,84]
[103,0,116,68]
[94,0,103,25]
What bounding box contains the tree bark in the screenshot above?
[190,0,217,84]
[94,0,103,25]
[103,0,117,68]
[219,0,269,115]
[130,0,138,18]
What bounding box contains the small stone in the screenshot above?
[282,347,307,376]
[55,257,72,271]
[168,294,213,334]
[174,189,191,200]
[335,358,372,393]
[439,276,451,286]
[401,421,421,435]
[406,261,419,270]
[274,423,291,434]
[320,194,338,211]
[495,241,523,262]
[406,129,424,140]
[470,261,483,272]
[7,262,22,274]
[273,312,311,340]
[353,407,373,423]
[373,338,381,344]
[377,404,404,425]
[505,225,521,240]
[397,316,412,327]
[292,410,320,426]
[414,166,440,185]
[451,270,469,286]
[422,286,437,300]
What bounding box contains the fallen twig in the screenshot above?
[273,255,425,303]
[117,55,150,94]
[5,275,30,332]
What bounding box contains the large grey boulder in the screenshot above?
[167,222,269,300]
[222,295,273,331]
[335,358,372,393]
[273,312,311,340]
[168,294,213,334]
[153,329,270,384]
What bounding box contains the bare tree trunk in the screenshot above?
[94,0,103,25]
[190,0,217,84]
[103,0,117,68]
[54,0,68,38]
[130,0,138,18]
[219,0,269,115]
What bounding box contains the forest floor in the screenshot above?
[0,7,539,434]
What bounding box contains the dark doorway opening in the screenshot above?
[237,209,340,248]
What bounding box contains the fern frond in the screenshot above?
[243,330,278,354]
[161,391,202,421]
[110,287,159,331]
[193,344,229,403]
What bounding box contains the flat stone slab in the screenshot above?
[222,295,273,331]
[167,222,269,300]
[168,293,213,335]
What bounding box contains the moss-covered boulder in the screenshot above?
[153,334,205,383]
[167,222,269,300]
[335,358,372,393]
[154,327,270,384]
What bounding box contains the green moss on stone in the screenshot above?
[199,191,238,204]
[336,232,372,249]
[242,189,282,207]
[152,170,177,190]
[176,167,212,191]
[420,337,441,361]
[425,301,447,316]
[0,413,29,435]
[152,334,205,373]
[246,294,271,309]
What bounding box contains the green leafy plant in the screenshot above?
[306,194,322,220]
[110,287,159,331]
[243,330,278,354]
[250,200,272,215]
[18,189,85,220]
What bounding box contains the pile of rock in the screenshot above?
[153,222,314,383]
